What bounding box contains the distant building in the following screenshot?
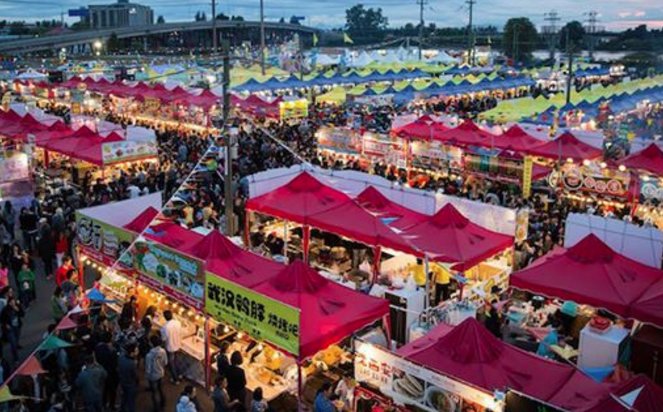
[85,0,153,29]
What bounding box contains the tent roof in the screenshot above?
[584,375,663,412]
[621,144,663,176]
[528,131,603,162]
[354,186,427,231]
[307,194,418,255]
[402,318,604,409]
[183,231,283,288]
[402,204,513,270]
[123,206,160,233]
[143,221,203,250]
[493,124,547,152]
[436,120,497,147]
[246,172,352,224]
[511,234,663,320]
[254,260,389,359]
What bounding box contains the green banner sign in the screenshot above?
[133,238,205,309]
[205,273,300,356]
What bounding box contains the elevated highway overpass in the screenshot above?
[0,20,316,54]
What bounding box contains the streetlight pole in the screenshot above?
[211,0,217,53]
[221,40,235,235]
[260,0,266,76]
[564,28,574,105]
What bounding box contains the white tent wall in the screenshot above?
[246,165,515,235]
[564,213,663,268]
[77,192,163,228]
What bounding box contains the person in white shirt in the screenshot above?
[160,310,183,383]
[127,184,141,199]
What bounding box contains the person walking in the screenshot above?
[0,296,24,362]
[176,385,198,412]
[226,351,247,411]
[145,335,168,412]
[75,354,107,412]
[2,201,16,241]
[55,256,74,287]
[17,262,35,308]
[36,219,56,280]
[50,287,67,323]
[212,375,240,412]
[118,343,139,412]
[159,310,182,384]
[94,332,118,411]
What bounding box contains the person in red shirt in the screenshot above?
[55,232,70,268]
[55,255,74,287]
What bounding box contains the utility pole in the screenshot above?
[513,22,519,65]
[260,0,266,75]
[584,10,601,61]
[221,40,234,235]
[565,28,574,105]
[416,0,427,61]
[543,10,560,68]
[466,0,476,65]
[211,0,217,53]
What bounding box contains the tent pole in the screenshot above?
[424,256,430,311]
[297,361,303,412]
[302,225,311,264]
[243,211,251,248]
[76,246,85,289]
[371,246,381,284]
[283,220,289,262]
[204,315,211,392]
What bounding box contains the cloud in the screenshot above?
[634,10,646,17]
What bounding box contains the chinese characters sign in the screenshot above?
[75,212,135,267]
[132,237,205,309]
[205,274,300,356]
[0,152,30,183]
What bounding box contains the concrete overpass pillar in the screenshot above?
[143,36,148,52]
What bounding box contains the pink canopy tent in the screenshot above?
[354,186,427,231]
[630,276,663,327]
[142,221,203,250]
[246,172,351,224]
[253,260,389,360]
[0,111,48,141]
[184,231,283,288]
[511,234,663,322]
[394,116,448,141]
[402,204,514,270]
[39,126,126,166]
[401,318,606,411]
[436,120,497,148]
[528,131,602,162]
[583,375,663,412]
[621,143,663,177]
[123,206,160,233]
[492,124,546,152]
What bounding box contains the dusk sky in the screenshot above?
[2,0,662,30]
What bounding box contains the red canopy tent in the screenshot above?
[583,375,663,412]
[436,120,497,148]
[142,221,203,250]
[492,124,547,153]
[528,131,603,162]
[177,89,220,109]
[39,126,126,166]
[394,116,446,141]
[621,144,663,177]
[402,204,514,270]
[401,318,606,411]
[184,231,283,288]
[253,260,389,360]
[630,276,663,327]
[511,234,663,321]
[354,186,427,231]
[246,172,351,224]
[123,206,160,233]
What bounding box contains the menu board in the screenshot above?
[316,127,361,154]
[548,164,630,197]
[132,237,205,310]
[75,212,136,267]
[205,274,300,356]
[101,140,158,165]
[354,340,500,412]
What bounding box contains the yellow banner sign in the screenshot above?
[522,156,533,199]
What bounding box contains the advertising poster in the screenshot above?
[75,212,136,267]
[101,140,158,165]
[205,274,300,356]
[316,127,361,155]
[279,100,308,120]
[354,340,500,412]
[0,152,30,182]
[132,237,205,309]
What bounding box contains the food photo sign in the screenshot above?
[354,340,501,412]
[132,236,205,310]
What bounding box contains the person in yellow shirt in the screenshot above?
[409,258,426,287]
[432,263,451,305]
